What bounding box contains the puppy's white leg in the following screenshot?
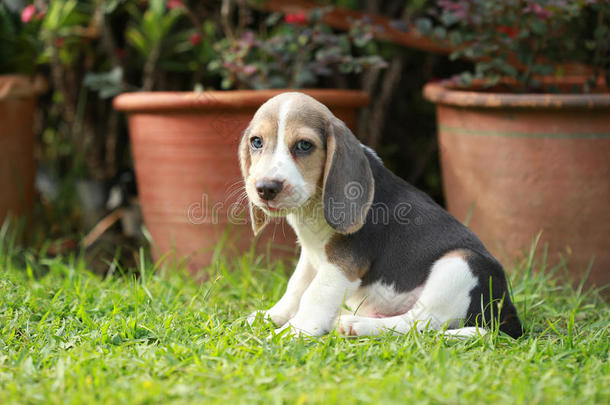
[337,314,386,336]
[337,310,434,336]
[442,327,487,337]
[248,253,315,327]
[338,314,487,337]
[339,256,480,337]
[278,263,360,336]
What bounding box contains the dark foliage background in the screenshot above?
[3,0,475,243]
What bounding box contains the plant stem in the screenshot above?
[142,44,160,91]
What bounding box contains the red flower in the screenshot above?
[166,0,184,10]
[115,48,126,59]
[21,5,36,23]
[496,25,518,39]
[284,11,307,25]
[189,33,202,46]
[55,37,65,47]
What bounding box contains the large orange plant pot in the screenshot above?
[114,89,369,272]
[423,80,610,287]
[0,75,36,222]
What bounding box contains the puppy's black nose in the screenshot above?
[256,179,283,201]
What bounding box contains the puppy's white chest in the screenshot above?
[346,281,423,318]
[287,213,333,269]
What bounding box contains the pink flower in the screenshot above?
[166,0,184,10]
[35,11,45,21]
[189,33,202,46]
[524,2,552,19]
[284,11,307,25]
[438,0,468,21]
[242,65,257,75]
[241,30,255,45]
[438,0,464,12]
[21,5,36,23]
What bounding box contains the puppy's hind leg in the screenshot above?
[337,308,439,337]
[338,255,485,337]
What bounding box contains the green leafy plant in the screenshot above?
[424,0,610,92]
[0,0,96,75]
[209,10,387,89]
[0,1,43,74]
[125,0,193,90]
[39,0,91,66]
[84,0,217,93]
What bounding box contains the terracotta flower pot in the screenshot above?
[423,79,610,287]
[0,75,36,222]
[113,89,369,272]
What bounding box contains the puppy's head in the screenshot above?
[239,92,374,235]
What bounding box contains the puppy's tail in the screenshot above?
[444,305,522,339]
[465,251,524,339]
[498,300,523,339]
[442,315,521,339]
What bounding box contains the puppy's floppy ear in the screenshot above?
[238,130,268,235]
[322,118,374,234]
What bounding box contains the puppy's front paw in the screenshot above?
[247,310,291,327]
[338,315,383,336]
[273,322,296,337]
[246,310,271,326]
[273,319,328,337]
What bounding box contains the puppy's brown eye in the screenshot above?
[250,136,263,149]
[294,140,313,154]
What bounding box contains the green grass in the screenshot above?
[0,235,609,404]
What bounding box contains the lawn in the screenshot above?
[0,234,608,404]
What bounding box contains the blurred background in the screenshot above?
[1,0,608,286]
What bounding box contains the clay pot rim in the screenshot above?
[113,89,370,113]
[423,80,610,109]
[0,74,42,100]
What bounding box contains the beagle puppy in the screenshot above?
[240,92,522,338]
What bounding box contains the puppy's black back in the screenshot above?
[333,149,522,338]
